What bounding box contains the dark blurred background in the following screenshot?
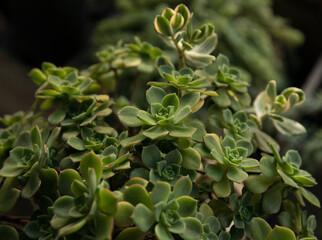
[0,0,321,236]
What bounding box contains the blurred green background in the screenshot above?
[0,0,321,236]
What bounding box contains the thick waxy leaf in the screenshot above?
[31,126,42,147]
[152,182,171,205]
[24,221,40,239]
[48,109,66,125]
[0,179,20,214]
[254,129,280,153]
[58,169,82,195]
[213,176,231,198]
[260,156,277,178]
[245,175,277,194]
[98,188,118,215]
[266,80,277,103]
[0,156,24,177]
[299,187,320,207]
[29,68,46,85]
[58,218,87,237]
[95,211,113,240]
[80,151,102,183]
[114,201,134,227]
[137,111,157,125]
[204,134,223,155]
[123,184,153,210]
[22,164,41,198]
[154,15,173,36]
[116,227,146,240]
[206,164,226,182]
[118,106,143,127]
[0,225,19,240]
[227,167,248,183]
[162,93,179,111]
[146,86,167,105]
[172,176,192,199]
[142,145,161,169]
[53,196,74,218]
[277,170,298,188]
[266,226,296,240]
[177,196,197,217]
[67,136,85,151]
[254,92,268,118]
[132,203,155,232]
[168,126,196,138]
[155,223,174,240]
[250,217,272,240]
[273,117,306,136]
[263,184,283,214]
[180,147,201,170]
[173,106,192,124]
[180,217,203,240]
[143,126,169,140]
[120,132,146,147]
[179,92,200,111]
[168,220,185,234]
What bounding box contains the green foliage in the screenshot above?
[92,0,304,89]
[0,4,318,240]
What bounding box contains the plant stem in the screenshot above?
[130,72,141,105]
[172,36,185,69]
[195,169,206,175]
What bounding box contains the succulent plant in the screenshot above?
[0,4,318,240]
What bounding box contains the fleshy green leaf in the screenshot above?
[48,109,66,125]
[116,227,146,240]
[162,93,179,111]
[206,164,226,182]
[273,117,306,136]
[0,225,19,240]
[146,86,167,105]
[266,226,296,240]
[67,136,85,151]
[250,217,272,240]
[168,126,196,138]
[213,176,231,198]
[123,184,153,210]
[155,223,174,240]
[143,126,169,140]
[118,106,143,127]
[227,167,248,183]
[80,151,102,183]
[152,182,171,205]
[180,148,201,170]
[132,203,155,232]
[142,145,161,169]
[180,217,203,240]
[98,188,118,215]
[154,15,173,36]
[114,201,135,227]
[172,176,192,199]
[58,169,82,195]
[299,187,320,207]
[245,175,277,194]
[177,196,197,217]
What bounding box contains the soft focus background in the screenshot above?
[0,0,321,236]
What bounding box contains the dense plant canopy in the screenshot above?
[0,4,318,240]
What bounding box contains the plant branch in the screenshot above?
[172,36,185,69]
[195,169,206,175]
